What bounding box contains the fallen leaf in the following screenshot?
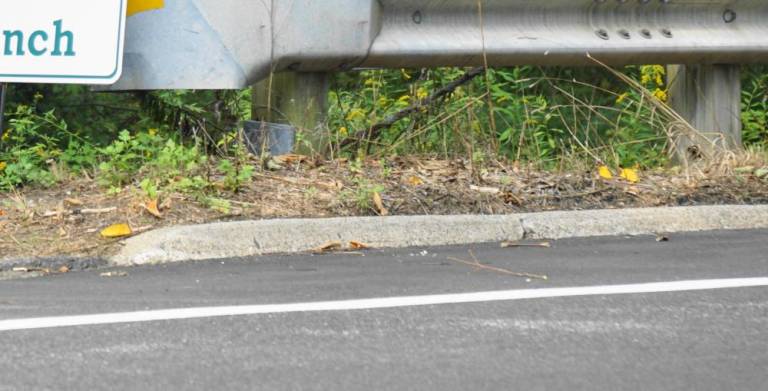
[656,235,670,242]
[57,265,70,273]
[501,241,552,248]
[266,159,284,171]
[502,192,523,206]
[274,154,311,165]
[598,166,613,180]
[160,197,173,211]
[417,159,458,177]
[407,175,425,187]
[58,227,67,237]
[349,241,371,250]
[373,192,389,216]
[143,199,162,218]
[100,223,133,238]
[12,267,50,274]
[419,160,450,171]
[312,241,343,254]
[100,271,129,278]
[620,168,640,183]
[470,185,501,194]
[64,198,84,207]
[0,209,5,217]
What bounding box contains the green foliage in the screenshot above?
[742,66,768,147]
[139,89,251,145]
[340,177,385,212]
[0,102,74,189]
[0,86,252,193]
[98,130,156,187]
[0,146,56,189]
[329,66,676,169]
[139,178,159,200]
[2,64,768,193]
[97,129,209,195]
[217,155,254,192]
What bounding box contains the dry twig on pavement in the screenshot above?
[448,250,548,280]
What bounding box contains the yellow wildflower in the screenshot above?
[0,162,6,171]
[616,92,629,104]
[416,87,429,100]
[640,65,666,87]
[652,88,668,102]
[363,78,381,88]
[339,126,349,137]
[346,108,366,121]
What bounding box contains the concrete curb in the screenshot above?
[112,215,525,266]
[519,205,768,239]
[111,205,768,266]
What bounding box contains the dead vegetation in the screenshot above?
[2,153,768,261]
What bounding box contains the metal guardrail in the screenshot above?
[110,0,768,90]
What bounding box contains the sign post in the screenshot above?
[0,83,6,141]
[0,0,127,85]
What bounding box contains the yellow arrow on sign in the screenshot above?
[127,0,164,16]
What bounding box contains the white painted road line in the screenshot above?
[1,278,767,332]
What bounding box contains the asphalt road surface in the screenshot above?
[1,229,767,390]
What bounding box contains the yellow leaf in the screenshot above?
[127,0,164,16]
[620,168,640,183]
[100,223,133,238]
[407,175,424,187]
[598,166,613,180]
[0,161,6,171]
[372,192,389,216]
[144,199,162,218]
[312,241,343,254]
[349,241,371,250]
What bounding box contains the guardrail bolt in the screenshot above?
[412,11,423,24]
[723,10,737,24]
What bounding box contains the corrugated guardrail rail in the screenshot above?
[111,0,768,90]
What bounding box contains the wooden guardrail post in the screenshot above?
[251,72,330,155]
[667,64,742,162]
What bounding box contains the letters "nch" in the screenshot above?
[3,20,75,57]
